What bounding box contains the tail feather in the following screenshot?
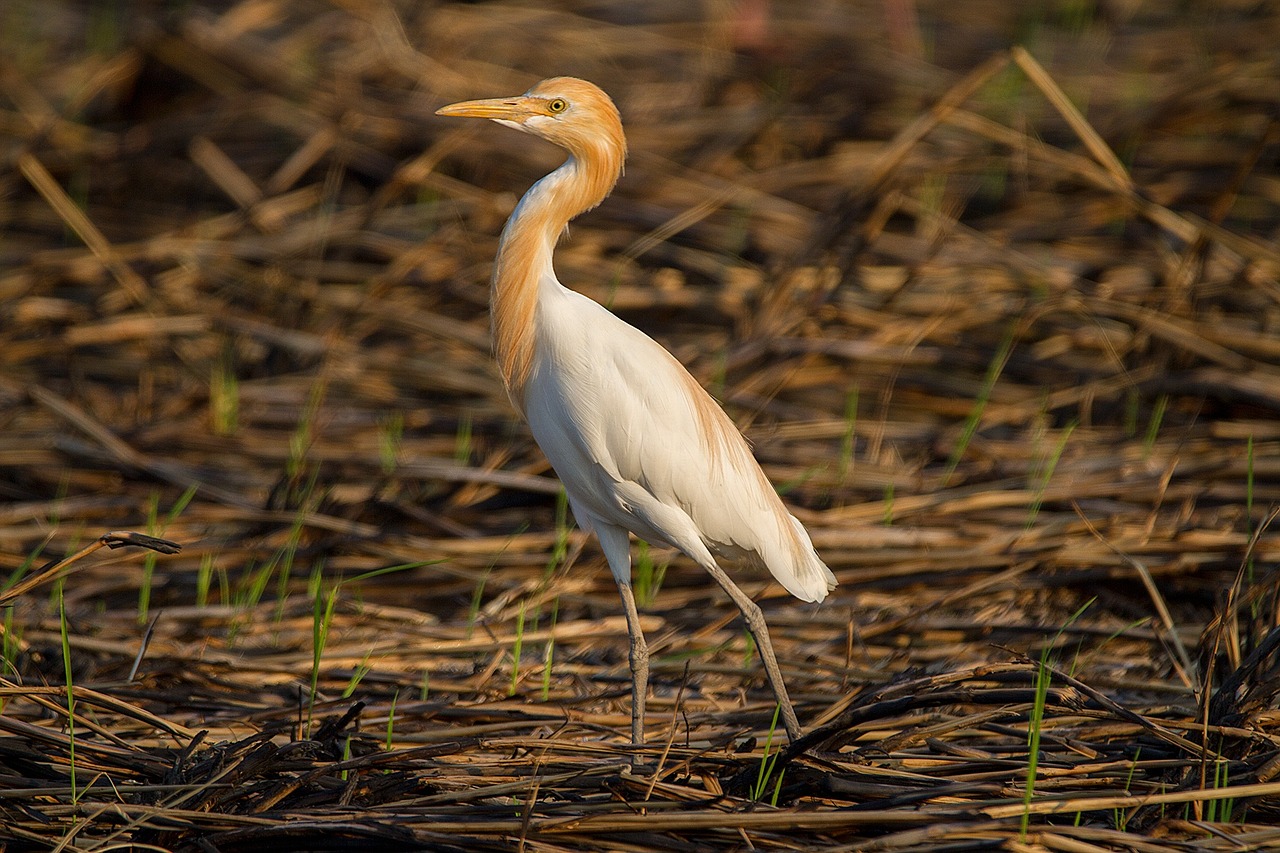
[767,515,837,603]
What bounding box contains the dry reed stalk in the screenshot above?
[0,0,1278,849]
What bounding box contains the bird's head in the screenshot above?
[436,77,626,161]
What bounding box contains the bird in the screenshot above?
[436,78,836,747]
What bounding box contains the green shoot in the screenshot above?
[751,704,783,802]
[164,483,199,529]
[235,561,267,624]
[196,553,214,608]
[771,767,786,807]
[944,322,1016,485]
[541,598,559,701]
[1,607,17,688]
[53,530,85,608]
[52,476,69,526]
[307,560,325,600]
[509,602,526,696]
[838,387,859,482]
[1115,746,1141,830]
[1141,394,1168,459]
[546,488,570,579]
[1020,649,1051,840]
[139,483,199,624]
[882,483,895,525]
[710,347,728,400]
[453,411,473,465]
[57,579,77,804]
[210,352,239,437]
[1220,759,1235,821]
[467,566,492,639]
[524,493,572,636]
[603,264,624,309]
[306,561,434,733]
[1025,421,1076,529]
[287,374,328,488]
[232,472,318,629]
[634,541,668,608]
[420,669,430,702]
[663,641,733,664]
[138,492,160,624]
[380,412,404,474]
[309,577,340,735]
[342,651,372,698]
[1022,598,1094,840]
[273,506,309,624]
[1206,758,1233,822]
[386,690,399,750]
[217,560,231,614]
[1123,387,1139,438]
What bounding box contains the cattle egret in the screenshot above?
[436,78,836,746]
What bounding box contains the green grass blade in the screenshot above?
[944,322,1017,486]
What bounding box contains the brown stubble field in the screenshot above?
[2,1,1280,850]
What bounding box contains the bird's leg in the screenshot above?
[614,579,650,753]
[595,524,649,757]
[698,560,803,741]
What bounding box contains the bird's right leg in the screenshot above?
[595,525,649,754]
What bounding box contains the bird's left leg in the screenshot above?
[697,559,803,741]
[595,525,649,753]
[616,579,649,749]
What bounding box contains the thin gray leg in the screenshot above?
[593,524,649,753]
[698,559,802,741]
[615,579,649,749]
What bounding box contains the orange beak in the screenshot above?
[436,96,534,121]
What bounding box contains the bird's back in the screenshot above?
[523,282,836,603]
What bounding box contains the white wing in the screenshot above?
[523,282,836,602]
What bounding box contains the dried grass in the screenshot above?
[2,0,1279,850]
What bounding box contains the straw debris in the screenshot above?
[2,0,1279,849]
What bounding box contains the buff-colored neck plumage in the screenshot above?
[489,78,627,412]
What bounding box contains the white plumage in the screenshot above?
[437,77,835,746]
[526,284,833,603]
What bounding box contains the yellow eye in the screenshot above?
[546,98,568,114]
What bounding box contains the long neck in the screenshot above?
[490,138,624,410]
